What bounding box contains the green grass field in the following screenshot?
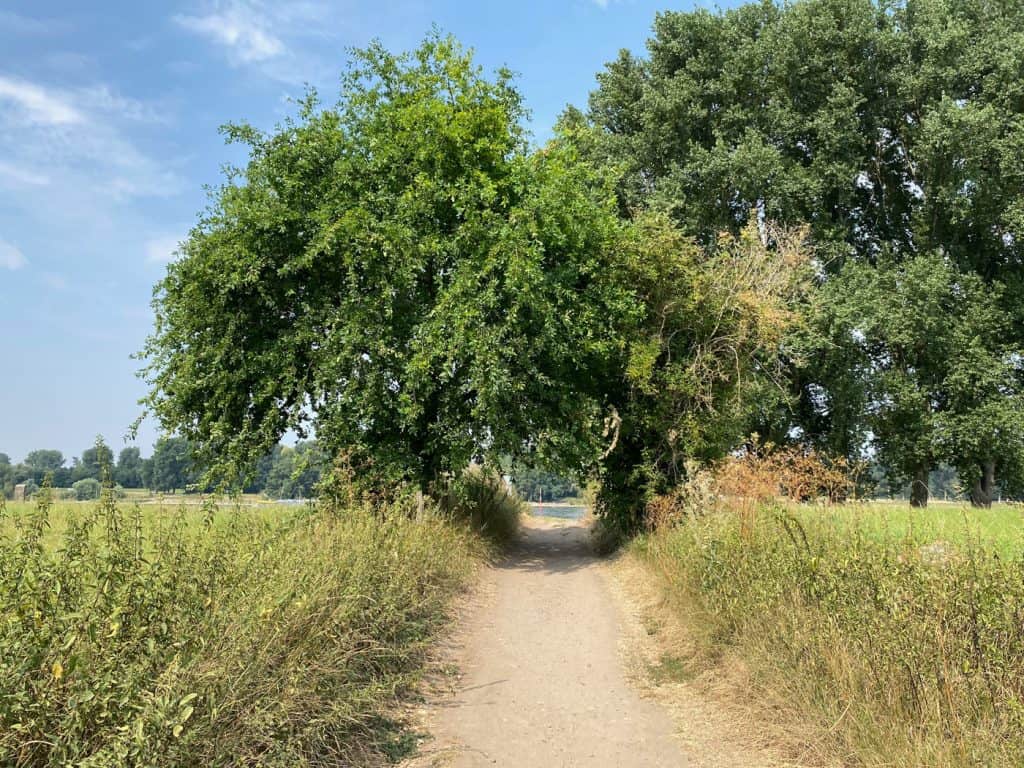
[789,500,1024,559]
[0,476,521,767]
[1,498,300,552]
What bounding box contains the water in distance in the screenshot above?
[528,503,587,520]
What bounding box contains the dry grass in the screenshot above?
[632,503,1024,768]
[0,474,518,767]
[605,552,808,767]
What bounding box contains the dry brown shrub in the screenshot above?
[715,441,858,503]
[645,442,861,532]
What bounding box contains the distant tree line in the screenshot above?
[0,437,325,500]
[508,464,580,503]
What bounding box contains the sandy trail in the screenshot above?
[407,516,781,767]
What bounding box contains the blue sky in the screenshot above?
[0,0,723,464]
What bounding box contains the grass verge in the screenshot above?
[632,502,1024,767]
[1,475,516,767]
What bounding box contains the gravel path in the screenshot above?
[407,516,781,768]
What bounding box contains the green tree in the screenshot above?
[825,254,1024,506]
[114,447,144,489]
[594,215,807,531]
[24,450,66,485]
[71,477,102,501]
[583,0,1024,483]
[149,437,195,493]
[72,439,114,483]
[262,442,326,499]
[140,457,154,492]
[0,453,12,498]
[509,463,579,503]
[243,445,281,494]
[141,35,628,493]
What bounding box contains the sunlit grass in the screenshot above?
[790,500,1024,559]
[635,500,1024,766]
[0,474,520,766]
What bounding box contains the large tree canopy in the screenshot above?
[583,0,1024,504]
[141,34,806,530]
[141,36,631,491]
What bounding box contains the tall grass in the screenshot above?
[635,502,1024,767]
[0,473,515,767]
[438,468,525,545]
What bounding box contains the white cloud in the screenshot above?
[0,76,83,125]
[145,235,184,264]
[174,3,285,63]
[172,1,338,83]
[78,85,169,123]
[0,161,50,187]
[0,238,27,270]
[0,74,183,201]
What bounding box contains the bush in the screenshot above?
[636,503,1024,766]
[71,478,101,501]
[0,484,485,766]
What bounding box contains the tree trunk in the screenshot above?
[909,465,929,508]
[970,459,996,508]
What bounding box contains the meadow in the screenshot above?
[635,500,1024,767]
[792,500,1024,558]
[0,497,293,552]
[0,474,521,767]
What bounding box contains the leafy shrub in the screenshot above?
[636,503,1024,766]
[71,477,101,501]
[0,482,484,766]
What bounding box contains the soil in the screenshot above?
[403,516,786,767]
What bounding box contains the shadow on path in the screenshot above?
[498,519,596,576]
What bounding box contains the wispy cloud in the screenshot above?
[0,76,83,125]
[173,1,338,83]
[174,2,284,64]
[0,237,27,270]
[145,234,184,264]
[0,161,50,187]
[0,74,183,201]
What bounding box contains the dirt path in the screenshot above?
[407,517,783,767]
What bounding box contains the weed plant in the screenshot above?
[0,475,494,766]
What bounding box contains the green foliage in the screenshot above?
[0,453,12,498]
[509,464,579,502]
[141,34,627,494]
[114,447,144,489]
[71,439,113,484]
[821,253,1024,505]
[24,450,64,478]
[637,502,1024,765]
[261,441,326,499]
[148,436,195,493]
[0,490,485,766]
[70,478,101,501]
[594,216,808,532]
[583,0,1024,497]
[586,0,1024,279]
